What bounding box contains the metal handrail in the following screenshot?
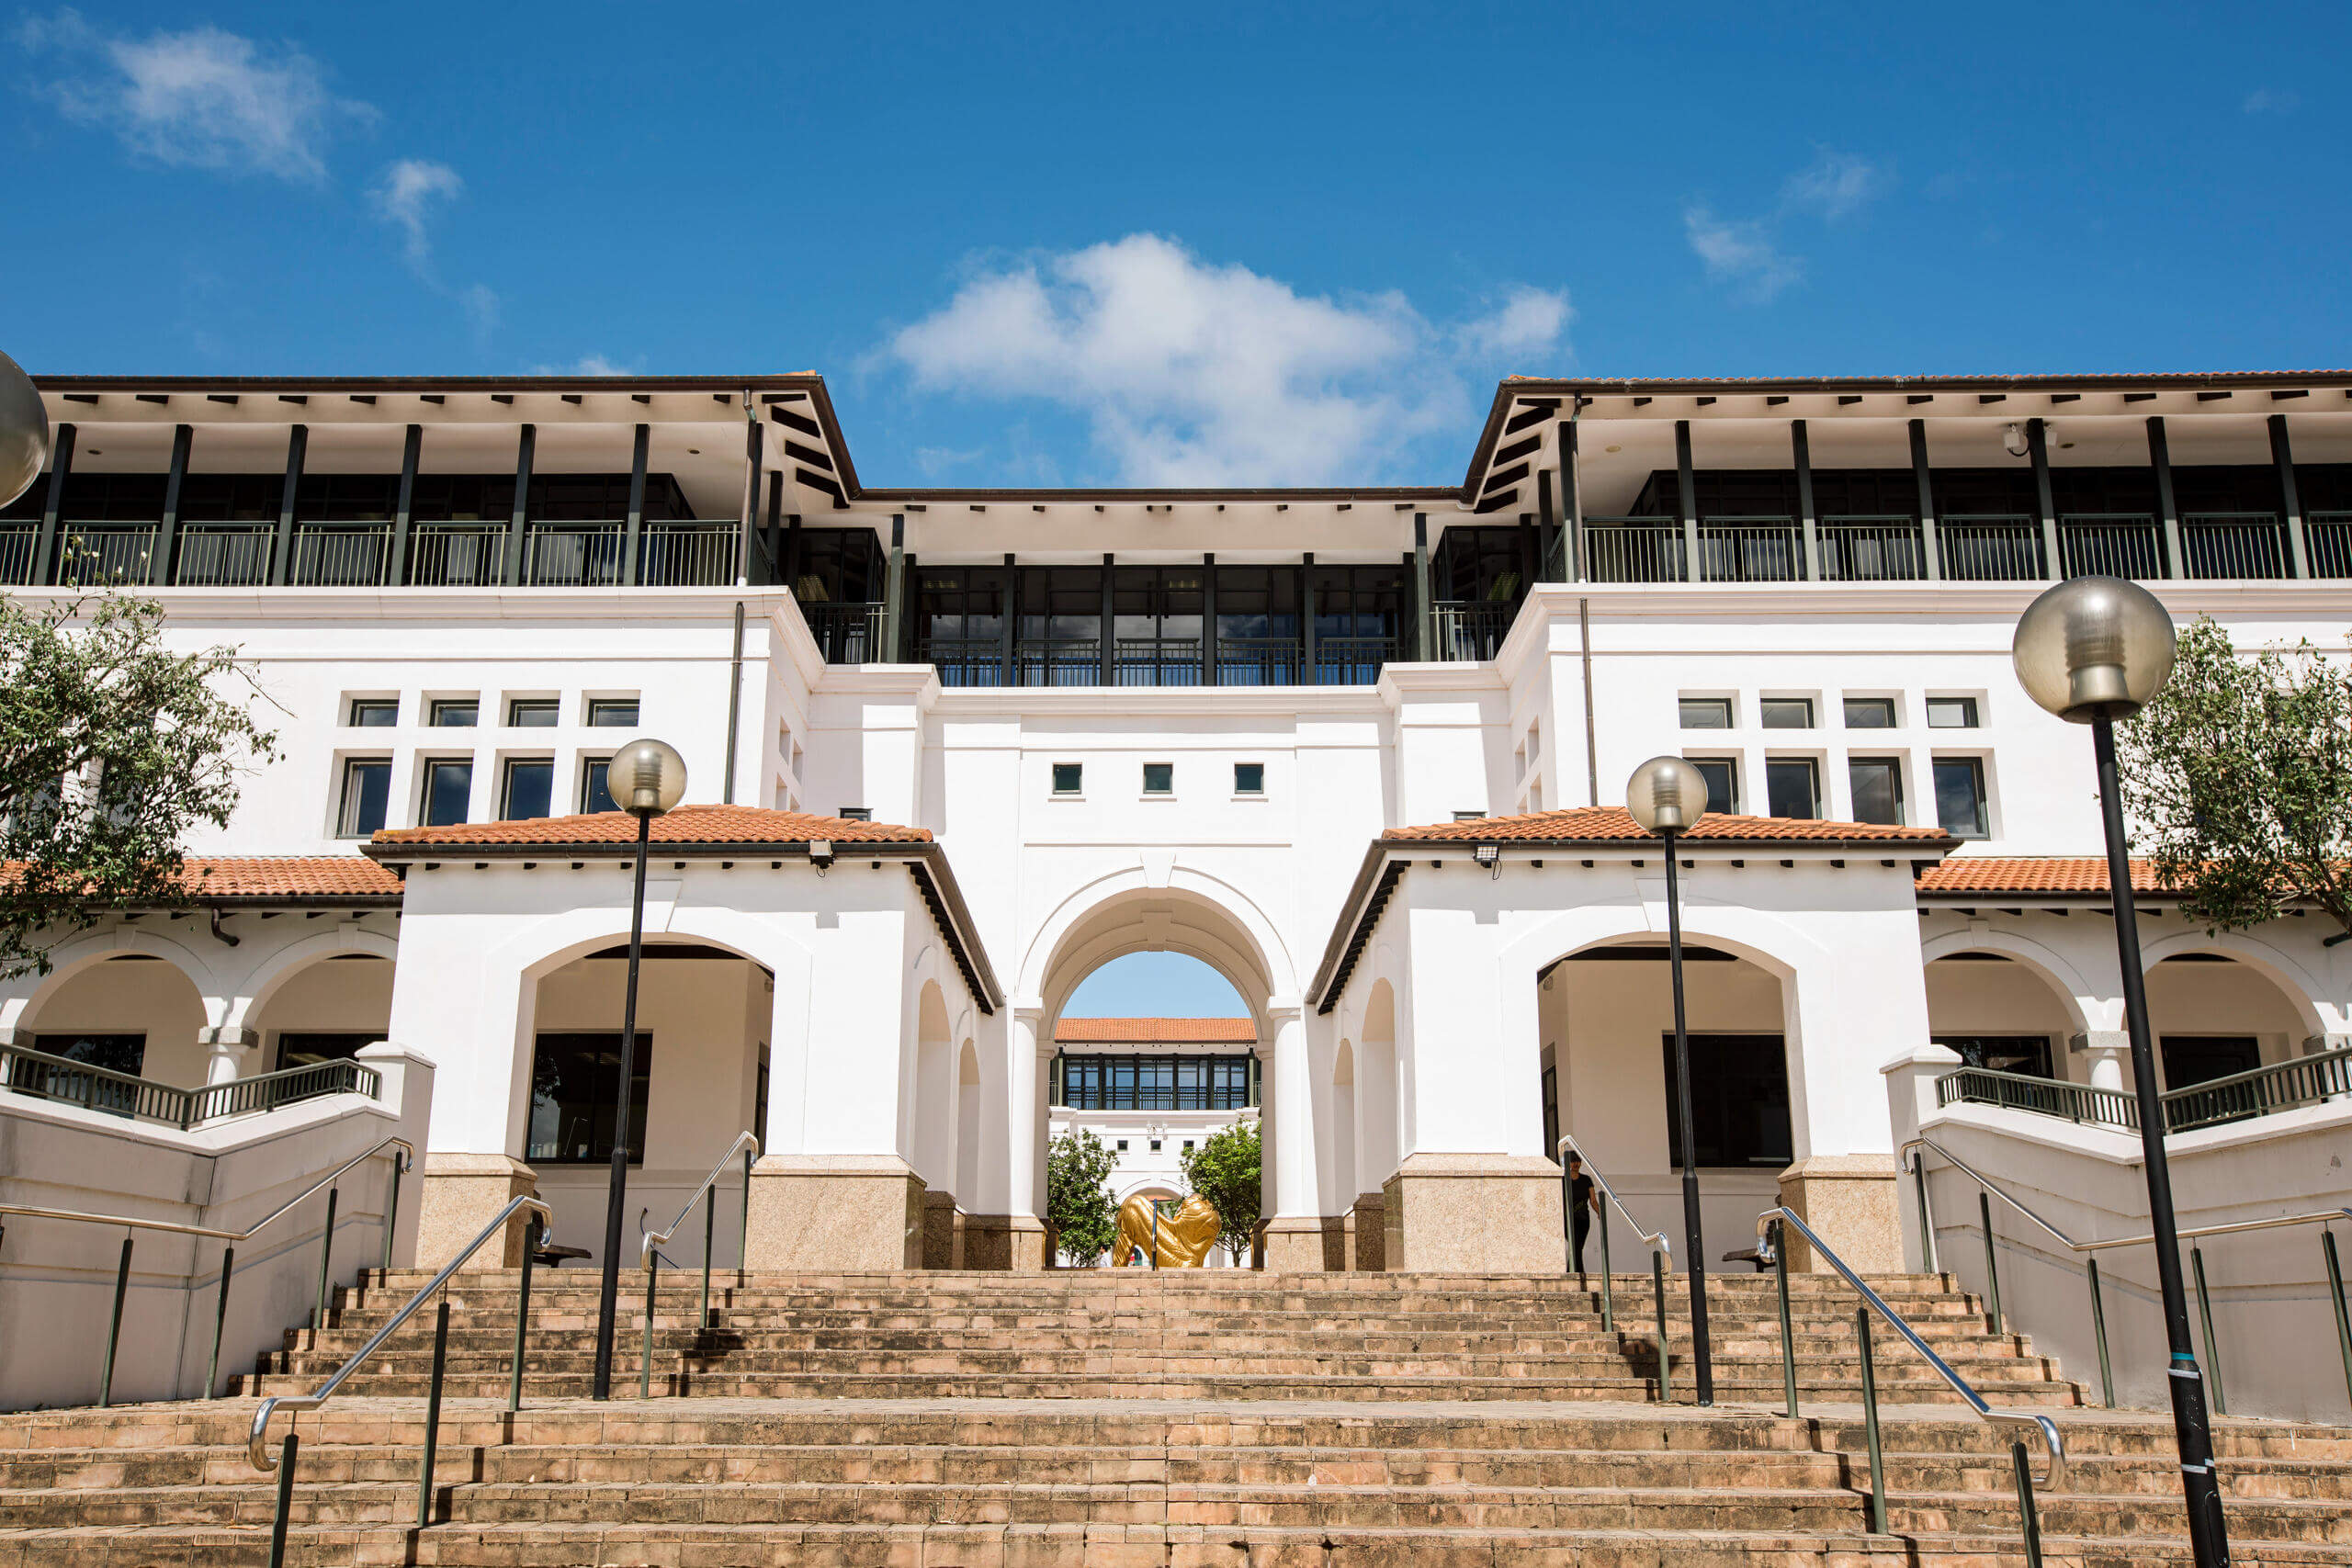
[1758,1204,2066,1491]
[249,1191,554,1471]
[638,1131,762,1272]
[1557,1135,1675,1392]
[637,1132,760,1396]
[1555,1134,1670,1261]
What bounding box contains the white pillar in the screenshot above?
[198,1025,261,1085]
[1266,1005,1313,1218]
[2074,1031,2131,1093]
[1008,1008,1046,1220]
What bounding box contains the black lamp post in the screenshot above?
[2013,575,2227,1566]
[1625,752,1714,1406]
[0,349,51,510]
[590,737,688,1401]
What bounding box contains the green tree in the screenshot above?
[1046,1127,1119,1265]
[0,594,278,978]
[1178,1118,1262,1265]
[2117,617,2352,939]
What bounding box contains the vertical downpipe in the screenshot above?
[723,601,745,805]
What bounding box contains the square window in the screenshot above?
[587,698,639,728]
[348,698,398,728]
[1115,1138,1128,1152]
[837,806,873,821]
[1142,762,1173,795]
[1687,758,1738,816]
[1764,758,1819,819]
[1052,762,1083,795]
[1148,1138,1162,1153]
[1679,697,1734,729]
[420,759,473,827]
[429,699,479,728]
[1234,761,1265,795]
[1849,758,1905,826]
[502,758,553,820]
[525,1032,652,1165]
[1759,698,1815,730]
[507,698,559,728]
[1933,758,1989,839]
[338,759,390,837]
[580,757,616,814]
[1182,1140,1194,1152]
[1927,696,1980,729]
[1843,696,1897,729]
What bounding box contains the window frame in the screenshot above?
[1841,695,1898,729]
[1926,695,1982,729]
[418,758,474,828]
[347,697,399,728]
[1762,756,1821,820]
[585,698,641,729]
[506,697,560,728]
[427,698,480,728]
[1051,761,1084,797]
[1233,761,1266,796]
[525,1031,654,1167]
[1758,697,1815,730]
[1685,756,1739,816]
[1141,761,1174,796]
[501,756,555,820]
[1931,755,1990,839]
[579,756,615,815]
[1678,696,1735,730]
[1660,1032,1794,1168]
[337,757,391,839]
[1847,756,1906,827]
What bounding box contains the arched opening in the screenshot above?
[15,952,210,1089]
[954,1040,982,1218]
[517,936,773,1268]
[2145,952,2321,1091]
[1923,950,2081,1083]
[1536,935,1796,1267]
[248,954,395,1076]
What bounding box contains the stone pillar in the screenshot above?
[1258,1004,1328,1270]
[2072,1031,2131,1093]
[1351,1191,1386,1271]
[198,1025,262,1085]
[1776,1155,1904,1275]
[746,1154,925,1270]
[416,1153,538,1270]
[959,1010,1050,1270]
[922,1190,958,1269]
[1382,1153,1565,1271]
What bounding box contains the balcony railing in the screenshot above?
[2057,514,2163,579]
[1939,515,2044,581]
[1314,635,1396,685]
[1819,515,1928,581]
[1114,636,1204,686]
[409,521,506,586]
[1214,637,1303,685]
[55,525,158,588]
[803,600,889,663]
[1936,1066,2140,1131]
[2312,513,2352,578]
[0,522,36,585]
[1936,1045,2352,1136]
[1696,517,1803,582]
[1017,636,1102,686]
[922,636,1008,686]
[289,524,390,587]
[2180,513,2289,581]
[1430,601,1514,662]
[639,520,738,587]
[1585,518,1683,583]
[523,521,625,587]
[0,1042,379,1130]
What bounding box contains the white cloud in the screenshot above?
[1686,149,1888,303]
[1781,151,1888,222]
[369,159,462,269]
[886,234,1567,486]
[22,10,371,182]
[2243,87,2300,115]
[528,354,636,376]
[1684,206,1803,301]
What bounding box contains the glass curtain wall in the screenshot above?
[1214,565,1302,684]
[1113,565,1205,686]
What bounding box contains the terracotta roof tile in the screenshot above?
[370,803,931,852]
[1054,1017,1259,1044]
[1914,857,2170,896]
[1384,806,1952,847]
[0,856,404,903]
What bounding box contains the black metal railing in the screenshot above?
[801,600,889,662]
[1584,518,1684,582]
[2312,513,2352,578]
[1313,635,1396,684]
[1819,516,1928,581]
[1016,636,1102,685]
[921,635,1008,686]
[56,525,159,587]
[1430,601,1514,662]
[1214,637,1304,684]
[0,1043,379,1129]
[1113,636,1204,686]
[288,524,391,587]
[1936,1066,2139,1131]
[639,520,737,587]
[1939,515,2044,581]
[1936,1046,2352,1135]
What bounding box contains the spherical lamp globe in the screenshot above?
[1626,754,1711,836]
[2012,576,2177,724]
[0,351,49,511]
[610,738,688,818]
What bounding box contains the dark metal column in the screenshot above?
[1097,551,1114,685]
[999,552,1018,686]
[1791,421,1819,581]
[1908,418,1941,581]
[1537,470,1558,581]
[737,398,763,586]
[1201,553,1217,685]
[389,424,422,587]
[1662,840,1713,1405]
[2270,412,2310,579]
[900,552,919,661]
[1412,514,1432,658]
[154,424,192,587]
[1674,421,1700,581]
[2029,419,2061,580]
[761,472,784,585]
[620,423,649,588]
[783,514,803,594]
[1516,520,1539,599]
[880,513,906,660]
[271,424,307,586]
[2147,417,2183,578]
[503,424,536,586]
[32,421,74,586]
[1564,408,1589,582]
[1300,551,1317,683]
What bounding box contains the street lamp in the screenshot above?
[1625,753,1714,1406]
[2012,577,2228,1566]
[0,350,50,510]
[591,737,689,1401]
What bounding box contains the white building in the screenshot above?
[2,370,2346,1325]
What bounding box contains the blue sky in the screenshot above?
[1065,953,1249,1021]
[6,4,2346,492]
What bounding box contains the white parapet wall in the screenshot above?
[1888,1051,2352,1422]
[0,1042,433,1411]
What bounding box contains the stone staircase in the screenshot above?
[5,1268,2348,1564]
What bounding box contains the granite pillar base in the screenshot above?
[745,1155,924,1271]
[1777,1155,1903,1275]
[416,1154,537,1271]
[1381,1154,1563,1272]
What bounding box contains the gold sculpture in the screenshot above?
[1114,1192,1222,1267]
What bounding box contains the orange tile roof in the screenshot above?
[0,856,404,904]
[370,804,931,852]
[1054,1017,1259,1044]
[1915,857,2170,896]
[1385,806,1952,847]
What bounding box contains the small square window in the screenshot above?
[508,698,559,728]
[837,806,873,822]
[587,699,639,728]
[1843,696,1897,729]
[1142,762,1173,795]
[1687,758,1738,816]
[1234,762,1265,795]
[1759,698,1814,730]
[1927,696,1980,729]
[1679,697,1734,729]
[581,758,616,814]
[420,759,473,826]
[502,758,553,820]
[1182,1140,1194,1152]
[1764,758,1819,819]
[1052,762,1083,795]
[1849,758,1905,826]
[338,759,390,837]
[429,699,479,728]
[348,698,398,728]
[1115,1139,1128,1152]
[1148,1138,1162,1153]
[1934,757,1990,839]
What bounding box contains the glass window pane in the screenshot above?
[1933,758,1987,838]
[1052,762,1083,795]
[526,1032,652,1164]
[503,759,553,820]
[1759,698,1814,729]
[340,760,390,836]
[1689,758,1737,816]
[1679,698,1733,729]
[1234,762,1265,794]
[429,700,478,728]
[1661,1033,1792,1167]
[1848,759,1904,826]
[422,761,472,827]
[1764,759,1818,819]
[508,699,559,728]
[349,699,398,728]
[587,699,639,728]
[1142,762,1173,795]
[581,758,615,814]
[1842,697,1896,728]
[1926,696,1979,729]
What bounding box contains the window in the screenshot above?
[1935,1035,2053,1078]
[502,758,553,820]
[1932,757,1988,839]
[1927,696,1980,729]
[421,760,473,827]
[507,698,559,728]
[1764,758,1819,819]
[1148,1138,1162,1153]
[1843,696,1897,729]
[587,699,639,728]
[837,806,873,822]
[2160,1035,2262,1092]
[1234,762,1265,795]
[1848,758,1905,826]
[1679,697,1733,729]
[1052,762,1083,795]
[1687,758,1738,816]
[16,1032,147,1116]
[1660,1033,1793,1168]
[1759,698,1814,730]
[23,1032,144,1076]
[429,699,479,728]
[1116,1139,1128,1152]
[526,1032,653,1164]
[338,759,390,837]
[580,758,616,814]
[277,1032,376,1071]
[1453,809,1487,822]
[1056,1055,1256,1111]
[1142,762,1173,795]
[348,698,398,728]
[1541,1064,1560,1164]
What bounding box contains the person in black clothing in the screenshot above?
[1566,1153,1600,1274]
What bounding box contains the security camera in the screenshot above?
[808,839,834,874]
[2003,423,2030,458]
